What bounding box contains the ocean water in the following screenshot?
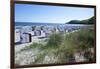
[15,22,92,26]
[15,22,92,30]
[15,22,64,26]
[15,22,66,30]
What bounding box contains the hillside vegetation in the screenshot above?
[67,16,95,24]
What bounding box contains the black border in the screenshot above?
[10,1,96,69]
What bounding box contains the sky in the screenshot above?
[15,4,94,24]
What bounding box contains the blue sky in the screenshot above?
[15,4,94,24]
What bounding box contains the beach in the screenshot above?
[14,24,94,65]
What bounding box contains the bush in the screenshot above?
[46,33,63,48]
[63,29,94,61]
[64,29,94,52]
[34,29,94,63]
[20,29,95,64]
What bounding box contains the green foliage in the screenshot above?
[21,29,95,64]
[88,16,95,24]
[67,16,95,24]
[46,33,63,48]
[67,20,80,24]
[64,29,94,52]
[33,52,46,64]
[21,42,44,51]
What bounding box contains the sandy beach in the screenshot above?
[15,33,48,65]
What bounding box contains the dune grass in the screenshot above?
[20,28,95,64]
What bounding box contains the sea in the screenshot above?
[15,22,65,29]
[15,22,65,26]
[15,22,92,29]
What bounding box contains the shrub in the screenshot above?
[46,33,63,48]
[20,29,94,64]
